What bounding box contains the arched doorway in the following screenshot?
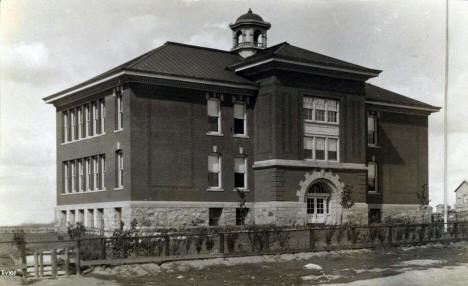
[306,182,331,224]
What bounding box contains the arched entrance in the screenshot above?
[306,182,331,224]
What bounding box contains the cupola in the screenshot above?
[230,9,271,58]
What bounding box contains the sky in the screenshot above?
[0,0,467,226]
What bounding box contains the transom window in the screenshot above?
[306,183,330,215]
[303,97,339,123]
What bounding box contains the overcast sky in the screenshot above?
[1,0,467,226]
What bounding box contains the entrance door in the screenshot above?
[306,183,331,224]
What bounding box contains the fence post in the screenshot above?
[309,228,315,250]
[219,233,225,254]
[75,240,81,276]
[34,251,39,278]
[39,252,44,277]
[65,248,70,275]
[51,249,57,277]
[165,236,170,256]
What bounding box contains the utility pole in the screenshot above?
[443,0,449,232]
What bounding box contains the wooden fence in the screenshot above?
[5,221,468,278]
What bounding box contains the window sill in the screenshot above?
[233,188,250,192]
[113,187,124,191]
[367,144,380,148]
[304,120,339,126]
[61,133,106,145]
[207,188,224,192]
[61,189,108,195]
[114,129,123,133]
[304,159,339,163]
[206,132,224,137]
[368,191,379,195]
[233,134,250,139]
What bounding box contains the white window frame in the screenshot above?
[234,156,247,190]
[367,161,378,193]
[207,98,222,135]
[78,159,83,192]
[64,162,69,193]
[92,101,98,135]
[71,160,76,192]
[63,111,69,143]
[85,104,90,137]
[70,109,76,141]
[233,102,247,137]
[77,107,83,140]
[207,153,222,190]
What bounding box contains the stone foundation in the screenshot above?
[380,204,432,223]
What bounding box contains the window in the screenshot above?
[234,157,247,189]
[368,162,377,192]
[92,101,98,135]
[304,137,313,159]
[236,208,249,226]
[315,137,325,160]
[70,160,76,192]
[100,155,106,190]
[207,98,221,134]
[85,104,91,137]
[303,96,339,123]
[327,138,338,161]
[85,158,91,191]
[78,159,84,192]
[63,111,69,142]
[116,94,123,130]
[70,109,76,141]
[93,156,98,190]
[100,99,105,134]
[368,113,377,146]
[233,102,246,135]
[306,183,330,214]
[115,207,122,226]
[77,107,83,139]
[208,154,221,189]
[117,150,123,188]
[63,162,69,193]
[209,208,223,226]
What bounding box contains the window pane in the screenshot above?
[327,99,337,111]
[207,99,219,117]
[208,117,219,132]
[328,138,338,161]
[234,157,245,173]
[234,173,245,188]
[315,110,325,121]
[304,137,314,149]
[317,198,324,214]
[368,162,376,191]
[304,108,313,120]
[368,115,375,132]
[234,103,245,119]
[307,198,314,214]
[208,173,219,187]
[314,98,325,109]
[234,118,244,134]
[303,96,314,108]
[327,111,337,123]
[208,155,219,173]
[315,137,325,160]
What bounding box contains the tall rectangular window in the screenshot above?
[327,99,338,123]
[85,104,91,137]
[71,160,76,192]
[368,113,377,146]
[327,138,338,161]
[368,162,377,192]
[314,98,325,122]
[116,94,123,130]
[100,99,105,134]
[70,109,76,141]
[315,137,325,160]
[234,157,247,189]
[63,111,69,143]
[77,107,83,139]
[78,159,84,192]
[85,158,91,191]
[209,208,223,226]
[117,150,123,188]
[100,155,106,190]
[63,162,69,193]
[208,154,221,189]
[207,98,220,134]
[233,102,246,136]
[93,156,98,190]
[92,101,98,135]
[304,137,313,159]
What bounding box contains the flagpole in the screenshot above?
[443,0,449,232]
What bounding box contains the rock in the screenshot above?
[177,275,184,279]
[304,263,323,270]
